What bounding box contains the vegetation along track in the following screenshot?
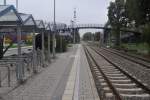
[83,44,150,100]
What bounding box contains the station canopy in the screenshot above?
[45,23,51,31]
[19,13,36,32]
[35,20,45,30]
[0,5,23,33]
[0,5,37,33]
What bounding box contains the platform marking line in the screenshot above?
[73,44,81,100]
[62,44,80,100]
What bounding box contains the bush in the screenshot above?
[55,36,67,52]
[143,23,150,54]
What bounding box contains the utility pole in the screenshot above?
[53,0,56,58]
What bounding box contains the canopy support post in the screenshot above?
[32,29,37,73]
[48,31,51,63]
[42,30,45,67]
[16,26,24,83]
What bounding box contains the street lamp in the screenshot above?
[52,0,56,58]
[71,20,75,44]
[16,0,18,11]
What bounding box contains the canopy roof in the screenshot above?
[35,20,45,29]
[19,13,36,32]
[19,13,36,26]
[0,5,67,33]
[45,23,51,31]
[0,5,37,33]
[0,5,23,27]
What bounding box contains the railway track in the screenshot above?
[88,42,150,68]
[100,47,150,69]
[83,45,150,100]
[90,45,150,89]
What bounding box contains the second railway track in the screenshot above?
[101,47,150,68]
[83,44,150,100]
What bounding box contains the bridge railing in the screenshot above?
[55,24,141,34]
[67,24,104,29]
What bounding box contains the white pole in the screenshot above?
[4,0,6,5]
[32,31,37,73]
[16,0,18,11]
[53,0,56,58]
[17,26,23,82]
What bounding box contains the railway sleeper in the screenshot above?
[120,93,150,100]
[116,88,145,94]
[102,69,119,72]
[96,84,115,100]
[113,83,137,88]
[110,79,131,83]
[108,76,127,80]
[106,73,124,76]
[104,71,122,74]
[98,85,148,100]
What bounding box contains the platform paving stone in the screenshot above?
[1,45,78,100]
[78,45,100,100]
[62,44,100,100]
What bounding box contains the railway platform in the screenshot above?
[0,44,99,100]
[62,44,99,100]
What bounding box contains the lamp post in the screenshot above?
[52,0,56,58]
[16,0,18,11]
[71,20,75,44]
[4,0,6,5]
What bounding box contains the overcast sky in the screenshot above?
[1,0,114,35]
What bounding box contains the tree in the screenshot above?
[108,0,127,47]
[94,32,101,41]
[126,0,150,27]
[82,32,93,41]
[103,21,111,44]
[125,0,150,54]
[143,23,150,53]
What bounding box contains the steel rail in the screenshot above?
[84,45,122,100]
[101,47,150,69]
[90,46,150,95]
